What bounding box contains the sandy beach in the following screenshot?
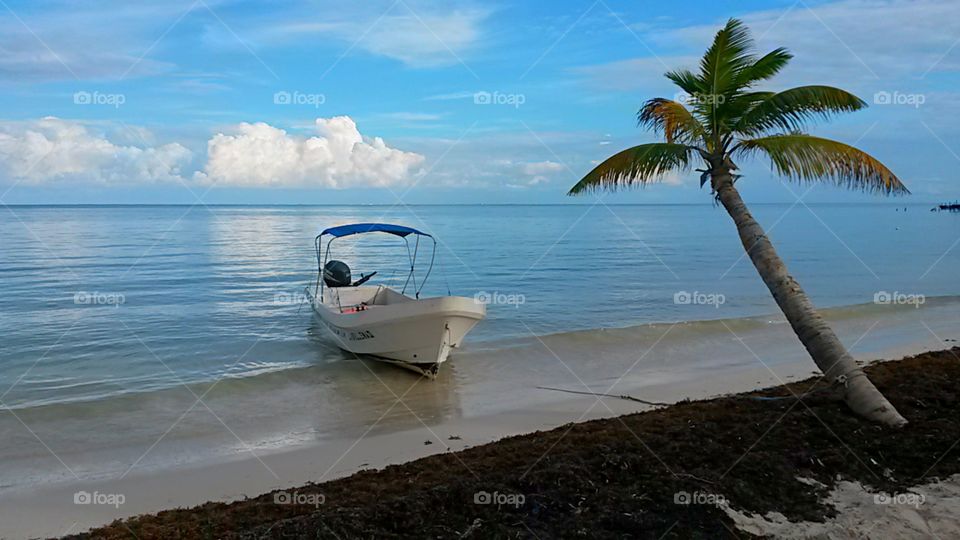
[2,321,957,539]
[54,347,960,539]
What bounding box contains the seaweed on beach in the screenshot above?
[70,348,960,539]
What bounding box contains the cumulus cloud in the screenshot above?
[196,116,425,188]
[0,117,191,184]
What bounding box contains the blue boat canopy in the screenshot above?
[319,222,432,238]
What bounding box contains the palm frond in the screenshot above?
[734,47,792,87]
[637,99,707,145]
[664,68,703,97]
[699,19,756,101]
[568,143,695,194]
[693,19,760,141]
[737,134,908,194]
[711,91,775,146]
[734,86,867,136]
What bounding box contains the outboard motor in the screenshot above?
[323,260,352,288]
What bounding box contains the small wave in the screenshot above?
[7,296,960,413]
[474,295,960,351]
[3,360,313,411]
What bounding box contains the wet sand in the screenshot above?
[68,348,960,539]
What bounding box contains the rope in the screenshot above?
[535,386,670,406]
[536,382,839,406]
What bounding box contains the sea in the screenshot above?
[2,203,959,491]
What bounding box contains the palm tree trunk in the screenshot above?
[713,174,907,427]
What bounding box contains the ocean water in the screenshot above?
[2,203,959,489]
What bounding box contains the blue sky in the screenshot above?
[1,0,959,204]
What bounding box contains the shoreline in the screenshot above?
[4,297,958,500]
[1,339,956,538]
[67,347,960,539]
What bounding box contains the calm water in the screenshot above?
[2,203,959,488]
[2,203,958,408]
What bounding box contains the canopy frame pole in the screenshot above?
[416,237,437,298]
[401,237,414,295]
[315,225,441,302]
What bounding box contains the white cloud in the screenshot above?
[361,11,483,68]
[648,0,960,93]
[196,116,425,188]
[580,0,960,93]
[423,91,478,101]
[574,56,698,92]
[657,170,686,186]
[522,160,565,176]
[0,2,195,81]
[380,112,444,121]
[268,8,487,68]
[503,160,567,188]
[0,118,191,184]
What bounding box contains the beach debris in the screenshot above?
[459,518,482,538]
[424,440,433,445]
[535,386,670,406]
[448,435,462,440]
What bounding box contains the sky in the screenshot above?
[1,0,959,205]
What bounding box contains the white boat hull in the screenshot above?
[307,285,485,377]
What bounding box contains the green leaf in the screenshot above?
[699,18,756,99]
[734,86,867,136]
[583,17,905,200]
[735,47,793,87]
[568,143,695,195]
[737,134,908,195]
[664,69,703,97]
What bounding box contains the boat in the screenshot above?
[305,223,485,378]
[935,202,960,212]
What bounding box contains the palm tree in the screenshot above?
[569,19,908,426]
